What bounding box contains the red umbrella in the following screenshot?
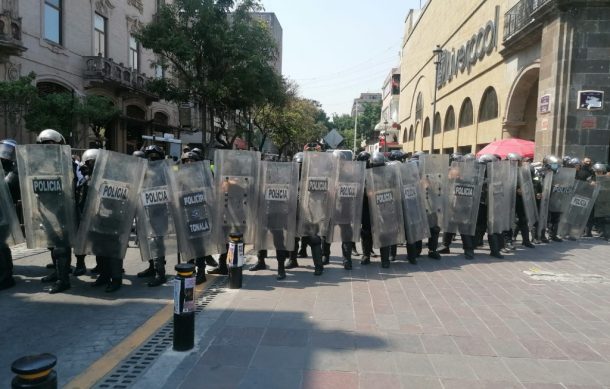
[475,138,535,159]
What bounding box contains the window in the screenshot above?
[94,13,106,57]
[433,112,441,134]
[444,106,456,131]
[403,125,412,143]
[155,64,164,79]
[129,34,139,71]
[44,0,62,44]
[423,118,430,137]
[459,98,474,127]
[415,92,423,122]
[479,87,499,122]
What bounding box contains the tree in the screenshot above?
[0,73,38,139]
[76,95,121,146]
[136,0,283,149]
[24,92,78,139]
[357,101,382,141]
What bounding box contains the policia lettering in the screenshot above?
[32,178,62,193]
[436,6,499,89]
[181,192,210,235]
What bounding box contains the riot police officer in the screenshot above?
[545,155,565,242]
[592,163,609,240]
[286,152,305,269]
[357,151,373,264]
[475,154,505,259]
[73,149,99,276]
[0,139,19,290]
[508,153,535,249]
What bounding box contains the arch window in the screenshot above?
[408,125,414,141]
[423,117,430,137]
[153,112,169,125]
[444,106,455,131]
[479,87,498,122]
[415,92,423,123]
[433,112,441,134]
[126,105,146,120]
[459,98,473,127]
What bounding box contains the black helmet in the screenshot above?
[132,150,145,158]
[81,149,100,165]
[544,155,561,172]
[477,153,497,164]
[191,147,203,158]
[144,145,165,161]
[292,152,304,164]
[181,151,198,164]
[332,150,353,161]
[450,152,463,163]
[592,162,607,174]
[356,151,370,162]
[388,150,405,161]
[0,139,17,162]
[370,152,385,167]
[568,157,581,167]
[506,152,522,162]
[37,129,65,144]
[410,151,427,161]
[562,155,572,167]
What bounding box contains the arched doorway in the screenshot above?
[505,65,540,141]
[125,104,147,154]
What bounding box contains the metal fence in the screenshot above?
[503,0,552,41]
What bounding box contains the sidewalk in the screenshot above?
[2,239,610,388]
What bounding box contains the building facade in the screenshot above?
[351,92,381,117]
[0,0,179,153]
[399,0,610,162]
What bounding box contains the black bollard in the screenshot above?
[11,353,57,389]
[227,231,244,289]
[173,263,196,352]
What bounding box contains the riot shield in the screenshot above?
[366,164,405,248]
[16,144,76,249]
[328,160,366,243]
[537,171,554,238]
[255,161,299,251]
[487,160,516,234]
[75,150,146,258]
[443,160,485,236]
[549,168,576,213]
[398,162,431,243]
[136,159,177,262]
[518,164,539,227]
[0,177,24,246]
[419,154,449,228]
[558,180,600,238]
[165,161,222,260]
[508,161,518,227]
[214,150,260,244]
[297,152,338,237]
[594,176,610,218]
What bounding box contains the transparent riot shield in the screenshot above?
[214,150,260,244]
[328,160,365,243]
[549,168,576,213]
[487,160,516,234]
[398,162,431,243]
[75,150,146,258]
[518,164,539,227]
[558,180,600,238]
[419,154,449,228]
[0,177,24,246]
[508,161,518,227]
[297,152,338,237]
[443,160,485,236]
[537,171,554,238]
[255,161,299,251]
[16,144,76,249]
[165,161,221,260]
[136,159,177,262]
[366,164,405,248]
[594,176,610,218]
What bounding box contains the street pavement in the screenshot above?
[2,237,610,388]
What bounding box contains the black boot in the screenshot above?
[406,243,418,264]
[286,250,300,269]
[205,256,218,267]
[137,260,155,278]
[41,254,57,282]
[311,238,324,276]
[0,245,15,290]
[351,243,361,256]
[276,251,287,280]
[489,234,504,259]
[208,254,228,275]
[380,246,390,268]
[389,245,397,261]
[321,241,331,265]
[341,242,352,270]
[106,258,123,293]
[91,257,110,287]
[49,249,71,294]
[249,251,267,271]
[195,257,207,285]
[73,255,87,276]
[148,258,167,287]
[361,235,372,265]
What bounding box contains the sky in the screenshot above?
[261,0,422,117]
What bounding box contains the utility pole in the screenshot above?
[353,103,359,153]
[431,45,443,154]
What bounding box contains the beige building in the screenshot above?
[0,0,180,153]
[399,0,610,162]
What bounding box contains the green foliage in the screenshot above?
[357,102,382,141]
[0,73,38,136]
[24,92,77,137]
[76,95,121,143]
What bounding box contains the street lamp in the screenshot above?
[431,44,443,154]
[353,103,359,153]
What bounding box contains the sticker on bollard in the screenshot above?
[228,232,244,289]
[173,263,196,352]
[11,353,57,389]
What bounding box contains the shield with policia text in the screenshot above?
[297,152,338,237]
[487,160,517,234]
[75,150,146,258]
[328,160,366,243]
[214,149,260,244]
[366,163,405,249]
[255,161,299,251]
[136,159,177,262]
[16,144,76,248]
[518,163,539,227]
[537,170,554,238]
[594,176,610,218]
[549,167,576,213]
[165,161,221,260]
[419,154,449,229]
[558,180,600,238]
[398,161,430,243]
[443,160,485,236]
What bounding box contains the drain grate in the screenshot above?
[93,276,228,389]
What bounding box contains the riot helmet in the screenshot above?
[463,153,476,161]
[544,155,561,172]
[191,147,203,160]
[144,145,165,161]
[477,153,497,164]
[450,152,463,163]
[592,162,607,174]
[132,150,146,158]
[568,157,581,168]
[81,148,100,174]
[506,152,522,162]
[332,149,352,161]
[181,151,198,164]
[369,152,386,167]
[388,150,405,162]
[562,155,572,167]
[356,151,370,162]
[36,129,65,145]
[0,139,17,162]
[292,152,304,164]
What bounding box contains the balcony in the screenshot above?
[83,55,158,103]
[0,10,26,59]
[501,0,554,55]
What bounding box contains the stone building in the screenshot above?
[0,0,180,153]
[399,0,610,162]
[351,92,382,117]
